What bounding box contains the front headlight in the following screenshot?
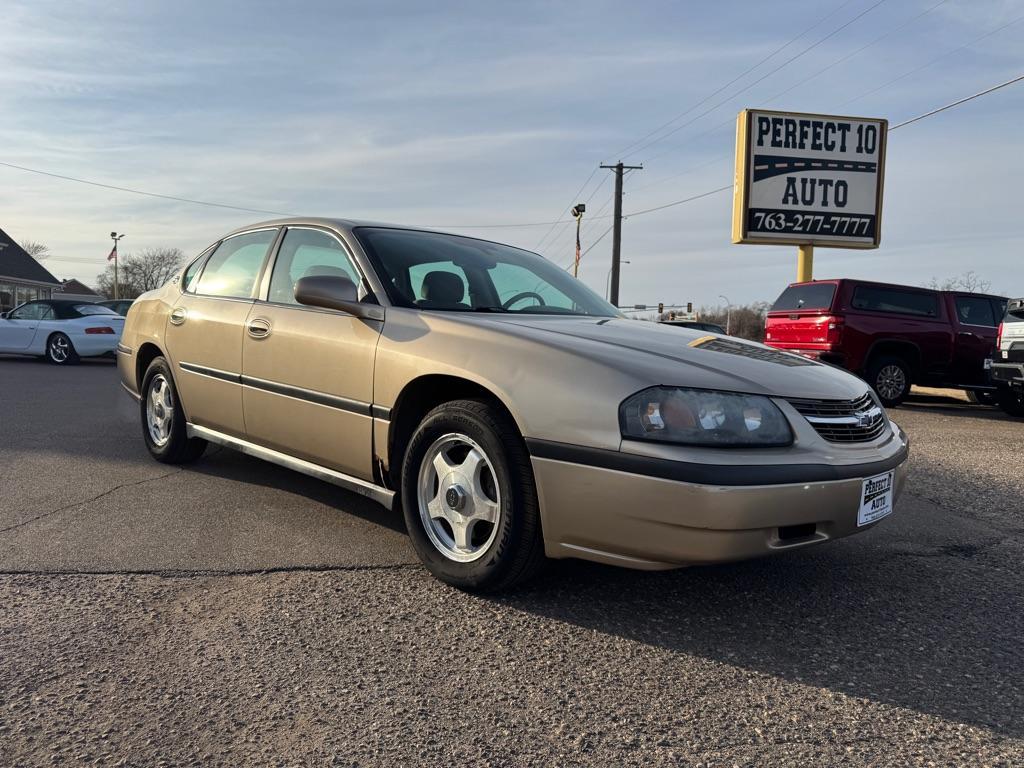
[619,387,793,447]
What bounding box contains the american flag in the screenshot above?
[107,246,117,262]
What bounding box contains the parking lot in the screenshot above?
[1,357,1022,765]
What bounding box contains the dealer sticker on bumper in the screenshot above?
[858,470,895,526]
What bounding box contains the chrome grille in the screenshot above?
[786,392,889,443]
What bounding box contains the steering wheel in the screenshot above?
[502,291,547,310]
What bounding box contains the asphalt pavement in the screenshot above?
[1,356,1022,766]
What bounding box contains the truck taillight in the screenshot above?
[825,316,844,344]
[997,322,1004,348]
[84,326,115,335]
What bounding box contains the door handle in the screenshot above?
[169,307,187,326]
[247,318,272,339]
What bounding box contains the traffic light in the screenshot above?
[687,302,693,313]
[658,302,664,314]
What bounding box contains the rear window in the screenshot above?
[1005,299,1024,323]
[851,286,938,318]
[74,304,119,316]
[771,283,836,311]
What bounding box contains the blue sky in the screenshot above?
[1,0,1021,306]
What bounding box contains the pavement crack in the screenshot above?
[0,563,421,578]
[0,468,184,536]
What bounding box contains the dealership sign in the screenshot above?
[732,109,887,249]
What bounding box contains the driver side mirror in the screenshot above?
[294,275,384,321]
[0,312,8,320]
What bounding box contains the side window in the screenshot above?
[488,262,576,310]
[408,261,470,306]
[194,230,276,299]
[955,296,995,327]
[10,302,44,320]
[181,250,211,293]
[851,286,938,317]
[268,229,361,305]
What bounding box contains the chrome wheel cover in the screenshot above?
[146,374,174,447]
[49,335,70,363]
[417,433,501,563]
[876,364,906,402]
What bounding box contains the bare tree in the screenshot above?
[926,271,992,293]
[698,301,771,341]
[96,247,185,299]
[19,240,51,261]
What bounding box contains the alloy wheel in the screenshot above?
[146,374,174,447]
[876,364,906,402]
[49,335,70,363]
[417,433,501,563]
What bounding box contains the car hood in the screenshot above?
[462,314,870,401]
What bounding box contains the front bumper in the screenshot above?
[528,432,909,570]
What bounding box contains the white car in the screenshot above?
[0,300,125,364]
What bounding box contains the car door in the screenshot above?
[163,228,278,439]
[951,295,998,385]
[241,226,381,480]
[0,302,48,351]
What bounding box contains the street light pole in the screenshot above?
[606,260,630,303]
[110,232,124,300]
[718,294,732,335]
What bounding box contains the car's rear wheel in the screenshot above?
[867,356,911,407]
[46,332,79,365]
[141,357,207,463]
[998,388,1024,418]
[400,398,545,592]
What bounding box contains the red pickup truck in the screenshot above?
[765,279,1007,406]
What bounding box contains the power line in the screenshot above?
[622,0,889,161]
[889,72,1024,129]
[0,160,296,217]
[533,165,601,250]
[639,0,951,167]
[839,12,1024,110]
[625,185,733,218]
[609,0,861,159]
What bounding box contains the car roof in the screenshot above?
[785,278,1006,301]
[219,217,544,256]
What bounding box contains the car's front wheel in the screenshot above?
[401,399,545,592]
[46,332,79,365]
[140,357,207,463]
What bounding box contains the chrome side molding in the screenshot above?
[186,423,395,508]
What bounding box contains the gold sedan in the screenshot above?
[118,219,909,591]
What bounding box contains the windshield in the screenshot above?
[74,304,119,316]
[355,227,619,317]
[771,283,837,312]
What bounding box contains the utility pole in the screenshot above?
[600,161,642,307]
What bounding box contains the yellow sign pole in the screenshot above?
[797,244,814,282]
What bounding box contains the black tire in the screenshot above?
[867,356,911,407]
[140,357,207,464]
[998,388,1024,418]
[966,390,997,406]
[45,332,80,365]
[400,398,546,592]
